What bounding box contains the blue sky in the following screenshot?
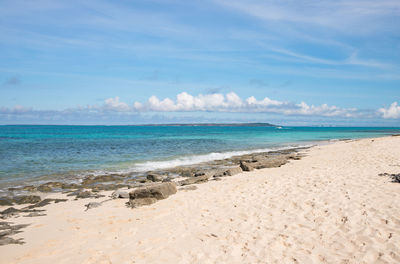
[1,0,400,125]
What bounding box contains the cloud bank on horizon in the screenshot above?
[1,92,399,125]
[0,0,399,125]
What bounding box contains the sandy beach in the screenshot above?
[1,136,400,263]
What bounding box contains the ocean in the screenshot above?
[0,125,399,191]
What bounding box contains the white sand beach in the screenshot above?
[1,136,400,264]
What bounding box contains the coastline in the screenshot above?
[1,135,400,263]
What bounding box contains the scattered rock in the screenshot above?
[240,161,254,171]
[111,190,129,199]
[179,175,209,186]
[0,222,29,246]
[0,207,20,219]
[67,190,104,199]
[61,183,80,190]
[129,182,177,207]
[23,198,68,209]
[146,173,166,182]
[179,186,197,191]
[223,166,243,176]
[13,195,41,205]
[25,212,46,217]
[37,182,65,192]
[379,173,400,183]
[81,174,124,186]
[84,202,102,211]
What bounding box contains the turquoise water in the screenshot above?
[0,125,399,189]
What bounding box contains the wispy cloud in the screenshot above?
[216,0,400,33]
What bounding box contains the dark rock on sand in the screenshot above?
[129,182,177,207]
[37,182,65,192]
[223,166,243,176]
[240,161,255,171]
[61,183,81,190]
[379,173,400,183]
[0,207,20,219]
[179,186,198,191]
[84,202,102,211]
[13,195,41,205]
[179,175,210,186]
[23,198,67,210]
[25,212,46,217]
[0,221,29,246]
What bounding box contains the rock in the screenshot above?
[129,182,177,207]
[0,197,13,206]
[67,190,104,199]
[13,195,41,205]
[380,173,400,183]
[253,156,288,169]
[111,190,129,199]
[178,175,209,186]
[37,182,65,192]
[166,167,196,177]
[146,173,166,182]
[129,197,158,207]
[22,198,67,209]
[61,183,80,190]
[240,161,254,171]
[0,222,29,246]
[179,186,197,191]
[85,202,102,211]
[0,207,20,219]
[37,185,52,192]
[81,174,124,186]
[223,166,242,176]
[91,184,127,192]
[25,212,46,217]
[22,185,37,192]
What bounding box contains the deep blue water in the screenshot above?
[0,125,399,189]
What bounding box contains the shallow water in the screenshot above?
[0,125,398,190]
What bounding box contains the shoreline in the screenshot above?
[0,135,382,196]
[1,135,400,263]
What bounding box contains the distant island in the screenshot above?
[141,123,277,127]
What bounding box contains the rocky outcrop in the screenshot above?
[146,173,166,182]
[13,195,41,205]
[67,190,104,199]
[81,174,124,186]
[128,182,177,207]
[178,175,210,186]
[240,161,255,171]
[223,166,243,176]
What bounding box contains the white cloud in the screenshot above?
[103,96,130,112]
[379,102,400,119]
[132,92,358,117]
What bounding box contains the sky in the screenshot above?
[0,0,400,125]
